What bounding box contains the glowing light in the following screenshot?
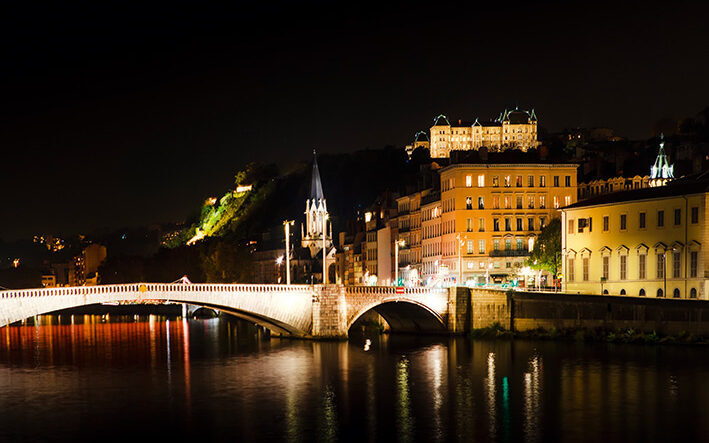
[235,185,253,193]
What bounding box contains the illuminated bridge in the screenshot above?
[0,283,470,338]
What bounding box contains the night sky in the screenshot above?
[3,1,709,240]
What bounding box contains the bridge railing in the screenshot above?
[344,286,447,296]
[0,283,313,300]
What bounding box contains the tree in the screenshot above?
[526,218,562,284]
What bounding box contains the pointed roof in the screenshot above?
[650,134,674,180]
[310,150,325,201]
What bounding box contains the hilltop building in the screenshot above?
[427,108,540,158]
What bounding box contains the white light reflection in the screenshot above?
[363,339,371,352]
[486,352,496,440]
[523,354,542,443]
[428,345,446,442]
[397,357,414,440]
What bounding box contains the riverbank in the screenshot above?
[472,322,709,345]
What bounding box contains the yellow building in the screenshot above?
[435,163,578,285]
[561,176,707,299]
[429,108,540,158]
[395,190,424,284]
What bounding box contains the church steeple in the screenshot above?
[302,150,332,258]
[650,134,674,187]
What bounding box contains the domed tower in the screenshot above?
[302,151,333,258]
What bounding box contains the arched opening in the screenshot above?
[639,288,646,297]
[620,289,626,295]
[657,288,664,298]
[673,288,681,298]
[603,289,609,295]
[691,288,698,299]
[349,301,447,335]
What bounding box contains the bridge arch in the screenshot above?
[347,298,447,334]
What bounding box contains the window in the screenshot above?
[516,218,523,231]
[540,217,546,229]
[620,255,627,280]
[466,175,472,187]
[504,176,511,187]
[639,254,646,279]
[673,288,680,298]
[493,218,500,231]
[505,239,511,250]
[673,252,681,278]
[553,176,559,187]
[527,196,535,209]
[568,219,575,234]
[657,288,664,298]
[565,175,571,187]
[620,214,627,231]
[528,217,534,231]
[478,197,484,209]
[691,251,698,278]
[504,196,511,209]
[674,209,681,226]
[528,175,534,187]
[539,196,546,209]
[657,253,665,279]
[657,210,664,227]
[539,176,546,187]
[620,289,626,295]
[516,175,522,187]
[553,196,559,209]
[639,288,646,297]
[478,240,485,254]
[516,195,523,209]
[466,218,474,232]
[478,218,485,232]
[691,206,699,224]
[603,216,609,232]
[478,175,485,187]
[582,257,589,281]
[602,256,609,280]
[467,240,474,254]
[517,238,524,251]
[492,176,499,187]
[505,218,511,231]
[639,212,646,229]
[690,288,698,298]
[494,239,500,250]
[493,196,500,209]
[567,258,575,282]
[565,195,571,206]
[466,197,472,210]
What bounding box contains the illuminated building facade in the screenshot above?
[562,174,707,299]
[393,162,578,286]
[428,108,540,158]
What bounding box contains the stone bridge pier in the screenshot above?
[311,285,470,339]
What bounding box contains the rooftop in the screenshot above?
[563,172,709,210]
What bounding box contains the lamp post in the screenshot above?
[457,234,465,286]
[276,255,283,284]
[283,220,294,285]
[394,239,405,285]
[322,214,328,284]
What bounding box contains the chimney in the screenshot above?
[458,119,461,125]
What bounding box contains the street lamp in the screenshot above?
[276,255,284,284]
[456,233,465,287]
[322,214,329,284]
[394,239,406,286]
[283,220,294,285]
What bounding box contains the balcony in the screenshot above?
[490,250,531,257]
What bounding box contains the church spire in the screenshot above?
[650,134,674,187]
[310,150,325,201]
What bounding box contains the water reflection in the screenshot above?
[0,317,708,441]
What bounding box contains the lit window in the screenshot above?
[466,175,472,187]
[478,175,485,187]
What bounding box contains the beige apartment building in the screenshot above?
[562,176,707,299]
[429,108,540,158]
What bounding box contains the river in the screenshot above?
[0,315,707,442]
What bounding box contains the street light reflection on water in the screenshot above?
[0,316,709,441]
